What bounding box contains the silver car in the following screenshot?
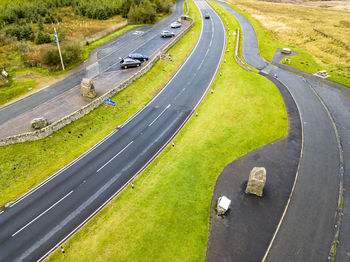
[170,21,181,28]
[161,30,175,37]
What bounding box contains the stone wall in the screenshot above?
[0,18,194,146]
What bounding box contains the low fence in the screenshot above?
[0,18,194,146]
[234,28,252,72]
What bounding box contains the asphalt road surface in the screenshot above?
[218,1,349,261]
[0,0,185,127]
[0,0,225,261]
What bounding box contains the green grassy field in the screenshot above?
[45,2,287,261]
[226,0,350,87]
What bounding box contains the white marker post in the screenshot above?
[54,28,65,71]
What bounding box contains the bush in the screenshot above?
[5,25,34,41]
[128,0,157,24]
[40,43,83,70]
[34,31,52,44]
[23,48,41,67]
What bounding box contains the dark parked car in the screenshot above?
[128,53,149,62]
[120,58,141,69]
[161,30,175,38]
[205,14,210,19]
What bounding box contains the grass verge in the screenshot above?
[225,0,350,87]
[46,2,287,261]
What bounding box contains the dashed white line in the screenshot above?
[174,88,186,100]
[11,190,73,237]
[0,211,4,215]
[148,104,171,127]
[96,140,134,173]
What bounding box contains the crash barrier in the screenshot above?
[0,18,194,146]
[234,28,252,72]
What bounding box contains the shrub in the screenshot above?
[5,25,34,41]
[128,0,157,24]
[40,43,83,70]
[23,48,41,67]
[34,31,52,44]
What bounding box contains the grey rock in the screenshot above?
[245,167,266,197]
[31,117,50,130]
[81,78,96,98]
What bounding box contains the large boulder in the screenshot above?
[81,78,96,98]
[245,167,266,197]
[31,117,50,130]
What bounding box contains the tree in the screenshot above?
[35,30,52,44]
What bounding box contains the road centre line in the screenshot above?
[148,104,171,127]
[11,190,73,237]
[174,88,186,100]
[96,140,134,173]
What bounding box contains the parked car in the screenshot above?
[205,14,210,19]
[161,30,175,38]
[120,58,141,69]
[128,53,149,62]
[170,21,182,28]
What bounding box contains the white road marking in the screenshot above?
[0,211,4,215]
[12,190,73,237]
[96,140,134,173]
[148,104,171,127]
[174,88,186,100]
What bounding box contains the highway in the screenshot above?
[0,0,225,261]
[0,0,185,127]
[217,1,349,261]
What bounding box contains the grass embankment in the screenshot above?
[226,0,350,87]
[46,2,287,261]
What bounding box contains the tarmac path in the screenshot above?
[0,0,226,261]
[214,1,349,261]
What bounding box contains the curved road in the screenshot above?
[217,1,349,261]
[0,0,225,261]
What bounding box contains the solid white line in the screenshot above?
[96,141,134,173]
[11,191,73,237]
[148,104,171,127]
